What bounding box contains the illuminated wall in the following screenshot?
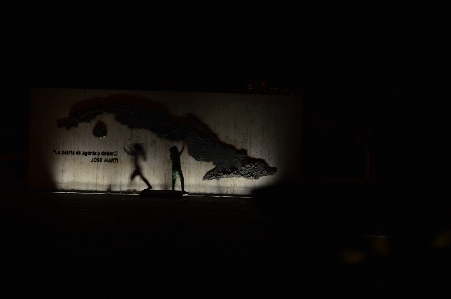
[28,88,302,194]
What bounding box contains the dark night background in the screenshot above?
[1,1,450,184]
[1,1,450,296]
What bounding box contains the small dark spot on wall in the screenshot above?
[93,121,107,138]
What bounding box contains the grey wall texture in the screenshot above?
[28,88,302,195]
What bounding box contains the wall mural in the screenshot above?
[58,102,277,182]
[93,121,107,138]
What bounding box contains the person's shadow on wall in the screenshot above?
[58,94,278,182]
[124,143,152,189]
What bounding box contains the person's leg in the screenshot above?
[179,171,185,192]
[172,170,177,190]
[140,175,152,189]
[131,168,139,181]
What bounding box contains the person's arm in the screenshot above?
[179,140,185,154]
[124,144,135,156]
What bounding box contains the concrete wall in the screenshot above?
[28,88,302,195]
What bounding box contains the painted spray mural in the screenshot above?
[58,102,277,192]
[29,89,302,194]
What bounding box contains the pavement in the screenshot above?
[1,187,450,297]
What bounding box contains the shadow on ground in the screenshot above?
[1,182,450,296]
[251,178,451,294]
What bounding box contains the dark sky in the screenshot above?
[1,1,450,155]
[2,1,414,89]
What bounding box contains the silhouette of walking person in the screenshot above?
[124,143,152,189]
[170,141,186,192]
